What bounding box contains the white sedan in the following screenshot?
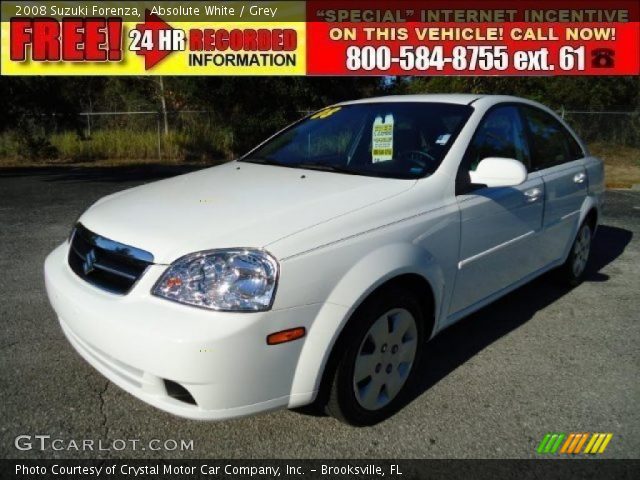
[44,94,604,425]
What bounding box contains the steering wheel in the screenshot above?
[396,149,437,169]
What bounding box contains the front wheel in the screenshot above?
[560,222,593,286]
[325,286,425,426]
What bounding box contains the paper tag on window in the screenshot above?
[372,114,394,163]
[435,133,451,145]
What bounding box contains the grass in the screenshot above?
[0,126,235,166]
[589,143,640,188]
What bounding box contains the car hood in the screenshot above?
[79,162,416,263]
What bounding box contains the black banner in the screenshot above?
[2,459,639,480]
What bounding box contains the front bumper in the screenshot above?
[44,243,322,420]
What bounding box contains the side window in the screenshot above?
[522,107,584,171]
[465,106,530,172]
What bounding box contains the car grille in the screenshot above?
[68,223,154,294]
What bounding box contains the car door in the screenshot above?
[520,106,588,265]
[448,105,546,318]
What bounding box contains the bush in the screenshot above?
[0,117,59,160]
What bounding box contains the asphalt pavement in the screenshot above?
[0,166,638,459]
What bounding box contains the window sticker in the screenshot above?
[310,106,341,119]
[435,133,451,145]
[372,114,394,163]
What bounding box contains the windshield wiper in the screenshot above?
[240,157,285,166]
[241,158,360,175]
[289,162,360,175]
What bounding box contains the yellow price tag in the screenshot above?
[310,106,342,119]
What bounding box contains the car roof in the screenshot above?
[338,94,531,107]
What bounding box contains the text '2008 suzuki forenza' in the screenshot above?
[45,95,603,425]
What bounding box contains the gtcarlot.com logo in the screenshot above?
[14,435,194,452]
[537,433,613,455]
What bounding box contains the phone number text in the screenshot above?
[346,45,586,72]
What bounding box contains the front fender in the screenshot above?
[325,242,445,321]
[287,242,444,407]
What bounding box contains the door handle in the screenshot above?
[524,187,543,203]
[573,172,586,184]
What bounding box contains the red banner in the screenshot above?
[307,0,640,75]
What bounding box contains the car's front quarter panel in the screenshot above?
[272,187,461,399]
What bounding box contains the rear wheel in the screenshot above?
[560,222,593,286]
[326,286,425,426]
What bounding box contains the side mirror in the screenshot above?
[469,157,527,188]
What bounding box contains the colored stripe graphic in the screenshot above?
[550,434,565,453]
[598,434,613,453]
[592,434,607,453]
[537,433,566,454]
[567,433,583,454]
[542,433,614,455]
[560,434,575,454]
[585,433,613,454]
[537,434,552,454]
[574,433,589,453]
[584,433,599,453]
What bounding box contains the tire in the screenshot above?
[559,221,593,286]
[325,285,425,426]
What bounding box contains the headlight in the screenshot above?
[152,249,279,311]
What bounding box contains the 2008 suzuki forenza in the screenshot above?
[45,95,604,425]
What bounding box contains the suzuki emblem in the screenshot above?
[83,249,97,275]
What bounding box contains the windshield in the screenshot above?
[241,102,473,179]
